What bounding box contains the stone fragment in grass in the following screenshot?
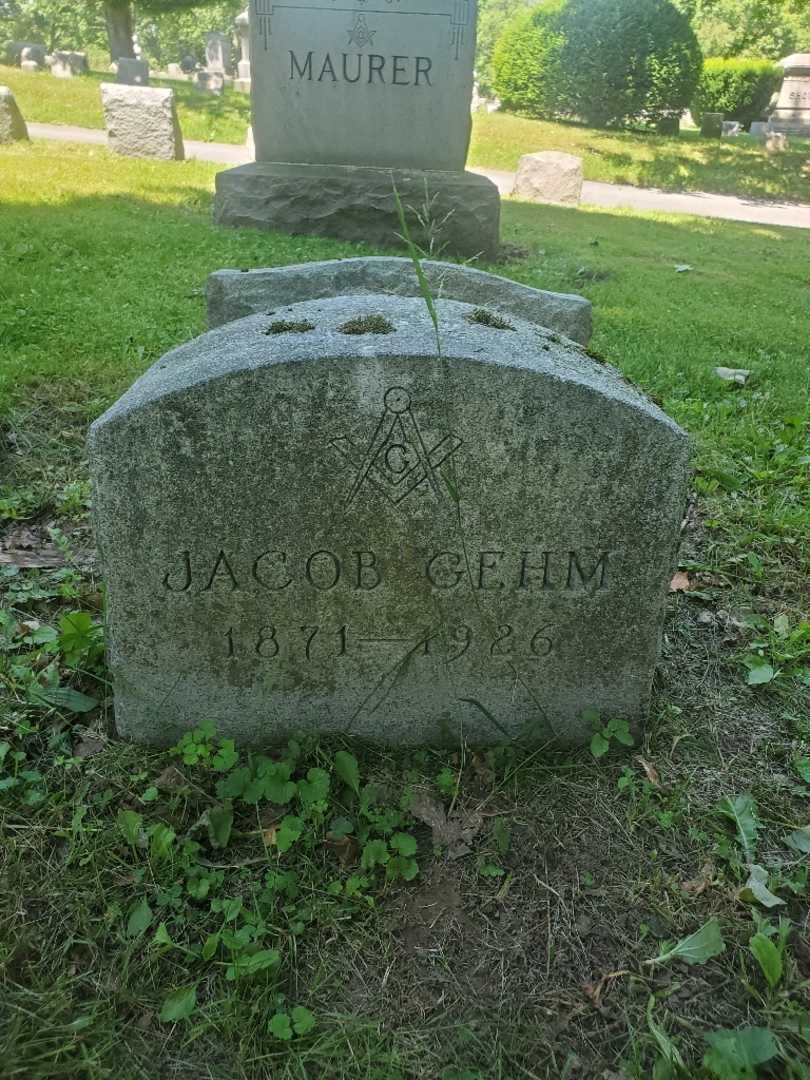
[206,257,593,345]
[714,366,751,385]
[100,83,184,161]
[88,294,689,748]
[0,86,28,143]
[512,151,583,207]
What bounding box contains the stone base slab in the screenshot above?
[213,162,501,261]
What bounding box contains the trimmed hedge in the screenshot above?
[492,0,702,128]
[691,58,782,129]
[556,0,702,128]
[491,0,568,118]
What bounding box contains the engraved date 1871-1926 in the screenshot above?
[222,622,554,663]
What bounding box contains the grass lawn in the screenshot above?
[2,141,810,1079]
[469,112,810,204]
[4,62,810,203]
[0,63,250,144]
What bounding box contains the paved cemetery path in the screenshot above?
[28,122,810,230]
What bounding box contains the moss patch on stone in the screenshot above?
[465,307,516,331]
[338,314,394,335]
[264,319,316,335]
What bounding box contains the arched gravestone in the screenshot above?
[88,294,689,747]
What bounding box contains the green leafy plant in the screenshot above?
[703,1026,779,1079]
[586,709,634,758]
[646,918,725,967]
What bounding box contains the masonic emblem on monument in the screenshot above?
[347,13,376,47]
[332,388,463,508]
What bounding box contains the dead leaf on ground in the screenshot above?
[669,571,693,592]
[324,833,359,867]
[636,757,661,787]
[154,765,187,790]
[0,546,67,568]
[73,735,105,759]
[408,788,483,859]
[582,970,629,1008]
[681,861,715,897]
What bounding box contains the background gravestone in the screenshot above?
[770,53,810,136]
[0,86,29,142]
[512,151,583,207]
[100,83,185,160]
[214,0,500,258]
[205,31,230,74]
[50,51,88,78]
[117,58,149,86]
[88,289,689,748]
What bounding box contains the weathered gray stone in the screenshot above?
[770,53,810,136]
[206,257,593,345]
[249,0,475,171]
[51,51,88,78]
[20,44,47,68]
[100,83,184,160]
[117,57,149,85]
[0,86,29,143]
[88,292,688,748]
[749,121,770,138]
[721,120,741,136]
[512,151,583,207]
[700,112,723,138]
[196,70,225,94]
[214,162,500,261]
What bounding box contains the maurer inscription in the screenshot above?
[289,50,434,86]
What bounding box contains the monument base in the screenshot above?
[213,162,501,260]
[769,115,810,135]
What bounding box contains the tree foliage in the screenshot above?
[491,0,567,116]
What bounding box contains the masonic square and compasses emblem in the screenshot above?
[331,388,463,508]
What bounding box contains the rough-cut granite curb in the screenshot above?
[207,257,593,345]
[213,162,500,261]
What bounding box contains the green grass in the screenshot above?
[2,141,810,1078]
[469,111,810,203]
[0,63,250,143]
[5,62,810,202]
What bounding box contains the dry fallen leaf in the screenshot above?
[681,861,715,897]
[582,970,629,1008]
[73,735,105,759]
[669,571,692,592]
[408,788,482,859]
[636,757,661,787]
[154,765,187,790]
[324,833,359,867]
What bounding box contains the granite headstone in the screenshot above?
[214,0,500,258]
[89,286,689,748]
[770,53,810,136]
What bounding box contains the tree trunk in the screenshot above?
[104,0,136,61]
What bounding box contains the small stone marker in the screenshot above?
[721,120,741,136]
[88,283,688,747]
[215,0,500,258]
[749,121,770,138]
[20,44,47,70]
[512,151,583,207]
[117,58,150,86]
[51,51,88,78]
[700,112,723,138]
[205,257,593,345]
[765,131,789,153]
[100,83,185,160]
[0,86,29,143]
[196,70,225,94]
[770,53,810,136]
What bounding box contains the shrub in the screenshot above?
[557,0,703,128]
[691,58,782,128]
[491,0,568,118]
